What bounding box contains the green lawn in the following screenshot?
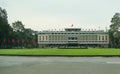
[0,48,120,56]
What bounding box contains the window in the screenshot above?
[86,35,88,40]
[99,36,101,40]
[106,36,107,40]
[95,35,97,41]
[39,36,41,41]
[58,36,60,41]
[43,36,44,41]
[55,36,57,40]
[68,37,77,40]
[102,36,104,40]
[46,36,47,40]
[52,36,54,40]
[49,36,51,40]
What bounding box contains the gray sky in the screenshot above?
[0,0,120,31]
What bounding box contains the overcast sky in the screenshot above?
[0,0,120,31]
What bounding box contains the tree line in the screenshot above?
[0,7,37,48]
[0,7,120,48]
[109,13,120,48]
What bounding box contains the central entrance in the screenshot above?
[67,37,78,46]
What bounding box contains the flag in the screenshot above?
[22,40,25,43]
[71,24,73,27]
[17,39,20,43]
[12,38,14,43]
[32,39,35,43]
[114,39,116,42]
[4,38,6,43]
[26,40,29,43]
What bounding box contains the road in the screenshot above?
[0,56,120,74]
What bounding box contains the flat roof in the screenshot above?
[38,30,108,34]
[65,28,81,32]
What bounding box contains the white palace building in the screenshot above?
[38,28,109,48]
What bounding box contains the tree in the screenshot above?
[0,7,12,48]
[109,13,120,48]
[12,21,37,48]
[24,28,37,48]
[12,21,25,48]
[12,21,25,32]
[0,7,37,48]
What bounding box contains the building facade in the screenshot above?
[38,28,109,48]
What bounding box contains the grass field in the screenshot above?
[0,48,120,56]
